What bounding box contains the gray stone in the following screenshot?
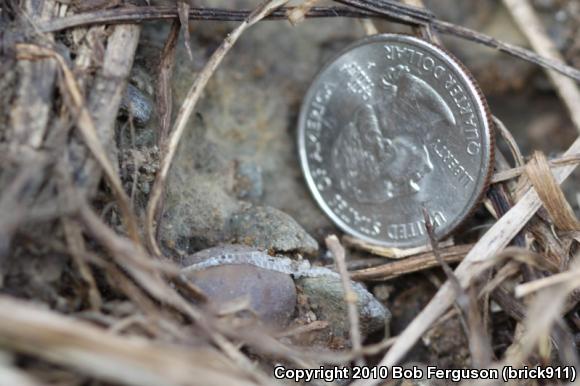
[159,164,318,254]
[136,8,362,247]
[227,205,318,255]
[160,174,241,253]
[296,275,390,340]
[156,116,318,255]
[234,161,263,201]
[119,83,153,126]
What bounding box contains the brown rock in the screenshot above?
[185,264,297,328]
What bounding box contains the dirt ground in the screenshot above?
[1,0,580,385]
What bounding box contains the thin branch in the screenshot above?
[341,0,580,81]
[36,5,580,82]
[326,235,364,366]
[422,208,468,310]
[335,0,432,25]
[152,21,180,250]
[38,6,376,32]
[350,244,470,281]
[432,19,580,82]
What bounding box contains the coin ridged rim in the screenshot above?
[298,33,494,247]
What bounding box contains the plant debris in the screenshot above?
[1,0,580,385]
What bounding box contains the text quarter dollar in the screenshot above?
[298,34,493,248]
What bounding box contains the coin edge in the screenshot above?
[297,33,495,248]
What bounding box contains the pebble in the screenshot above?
[185,264,297,327]
[182,245,390,340]
[119,83,153,126]
[297,275,390,340]
[234,161,263,201]
[227,206,319,255]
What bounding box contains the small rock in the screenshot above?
[160,176,241,253]
[185,264,297,328]
[227,205,319,255]
[182,245,390,341]
[182,245,298,328]
[158,128,317,256]
[296,275,390,341]
[119,83,153,126]
[234,161,263,201]
[373,284,394,302]
[422,316,470,368]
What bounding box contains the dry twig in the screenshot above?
[0,296,257,386]
[525,151,580,231]
[15,44,141,243]
[326,235,364,366]
[350,244,470,281]
[36,4,580,82]
[492,153,580,183]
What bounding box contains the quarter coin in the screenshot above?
[298,34,494,248]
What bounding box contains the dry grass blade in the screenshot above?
[349,2,580,380]
[287,0,320,25]
[515,267,580,298]
[0,360,43,386]
[145,0,289,256]
[326,235,364,366]
[81,25,142,196]
[0,296,258,386]
[4,0,580,384]
[14,44,140,244]
[422,209,464,299]
[153,21,180,244]
[61,215,102,310]
[525,151,580,231]
[177,0,193,61]
[0,159,49,260]
[423,210,492,367]
[494,116,525,168]
[350,244,470,281]
[481,246,559,273]
[78,206,271,384]
[156,21,180,147]
[35,5,580,82]
[502,282,575,367]
[352,145,580,385]
[491,153,580,183]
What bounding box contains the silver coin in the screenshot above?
[298,34,494,248]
